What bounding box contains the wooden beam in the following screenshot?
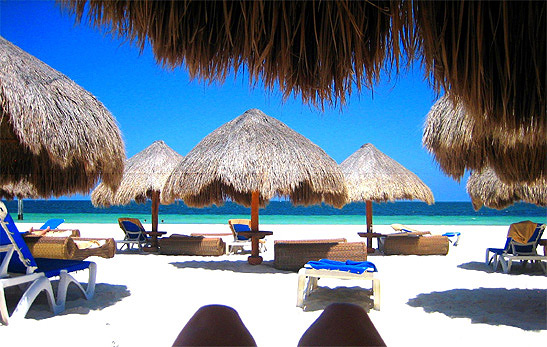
[151,190,160,232]
[251,191,259,232]
[366,200,373,251]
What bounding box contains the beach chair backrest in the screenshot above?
[0,202,38,273]
[509,223,545,255]
[228,219,252,241]
[40,218,65,230]
[120,220,147,241]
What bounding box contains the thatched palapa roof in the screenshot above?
[0,181,38,200]
[0,36,125,197]
[161,109,347,208]
[92,140,183,207]
[422,95,546,184]
[340,143,434,204]
[63,1,545,135]
[466,168,547,211]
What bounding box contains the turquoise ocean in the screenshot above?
[2,200,545,226]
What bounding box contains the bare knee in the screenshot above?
[298,303,385,346]
[173,305,256,346]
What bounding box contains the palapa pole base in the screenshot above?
[248,235,262,265]
[248,255,263,265]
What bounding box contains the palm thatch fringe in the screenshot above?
[413,1,545,134]
[0,36,125,197]
[161,109,347,208]
[91,140,183,207]
[423,96,546,184]
[0,180,38,200]
[62,1,545,136]
[62,0,410,109]
[467,168,547,211]
[340,143,434,204]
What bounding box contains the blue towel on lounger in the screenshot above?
[306,259,377,274]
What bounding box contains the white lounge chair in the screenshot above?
[486,222,546,274]
[296,259,380,311]
[0,202,96,325]
[227,219,267,255]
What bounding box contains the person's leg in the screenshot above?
[173,305,256,346]
[298,303,386,346]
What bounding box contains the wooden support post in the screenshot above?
[151,190,160,233]
[248,191,263,265]
[366,200,374,252]
[17,198,23,220]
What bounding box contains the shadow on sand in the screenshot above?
[169,260,293,274]
[458,261,547,276]
[300,286,375,313]
[407,288,546,330]
[6,283,131,321]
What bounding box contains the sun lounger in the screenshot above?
[297,259,380,311]
[227,219,267,255]
[158,234,226,256]
[486,221,546,274]
[0,202,96,324]
[274,239,367,271]
[23,235,116,260]
[117,218,151,252]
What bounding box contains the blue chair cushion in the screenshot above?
[233,224,251,240]
[442,232,461,237]
[121,221,147,241]
[306,259,377,274]
[0,212,38,269]
[40,218,65,230]
[487,247,506,255]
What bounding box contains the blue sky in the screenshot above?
[1,0,470,201]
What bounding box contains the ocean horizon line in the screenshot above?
[3,200,545,226]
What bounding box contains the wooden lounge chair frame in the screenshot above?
[297,267,380,311]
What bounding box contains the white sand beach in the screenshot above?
[1,223,546,346]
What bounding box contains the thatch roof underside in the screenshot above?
[91,140,183,207]
[63,0,545,136]
[162,109,347,208]
[0,181,38,200]
[467,168,547,211]
[423,96,546,184]
[340,143,434,204]
[0,36,125,197]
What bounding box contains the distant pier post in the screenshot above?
[17,198,24,220]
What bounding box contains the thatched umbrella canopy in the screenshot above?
[423,95,546,184]
[467,168,547,211]
[0,36,125,197]
[0,181,38,200]
[162,108,347,264]
[340,143,434,250]
[63,1,545,139]
[92,140,183,233]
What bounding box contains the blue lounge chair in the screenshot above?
[297,259,381,310]
[486,221,546,274]
[227,219,267,254]
[0,202,96,325]
[442,232,461,246]
[117,218,151,252]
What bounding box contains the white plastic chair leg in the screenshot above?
[3,276,60,325]
[296,269,306,307]
[56,262,97,309]
[372,277,381,311]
